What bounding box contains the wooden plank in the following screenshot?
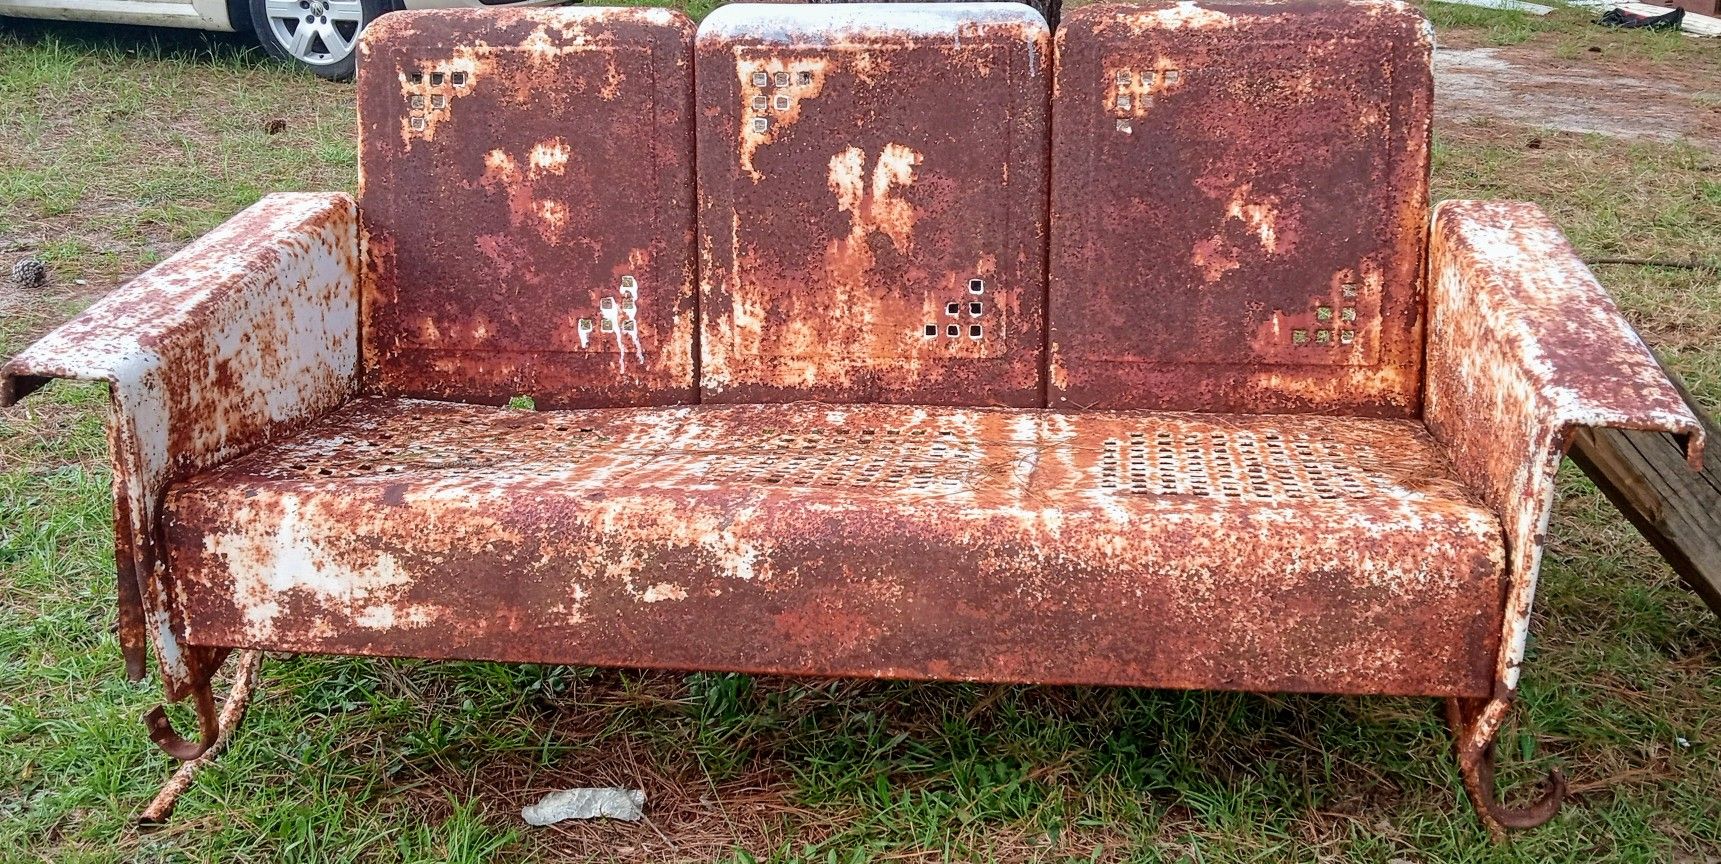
[1569,367,1721,617]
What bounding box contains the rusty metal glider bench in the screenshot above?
[1,1,1704,833]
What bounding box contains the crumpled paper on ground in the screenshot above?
[521,787,646,825]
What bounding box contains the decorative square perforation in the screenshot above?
[921,277,989,341]
[743,60,818,127]
[401,62,471,137]
[1096,423,1378,500]
[1107,65,1182,128]
[1289,282,1363,350]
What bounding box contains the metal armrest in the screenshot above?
[1423,199,1704,693]
[2,192,360,700]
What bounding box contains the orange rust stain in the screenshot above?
[1191,236,1240,283]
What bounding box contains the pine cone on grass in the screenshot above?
[10,257,47,291]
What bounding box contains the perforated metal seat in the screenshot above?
[164,397,1504,696]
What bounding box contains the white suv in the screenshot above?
[0,0,568,79]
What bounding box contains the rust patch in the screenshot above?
[1423,199,1704,692]
[1048,0,1434,414]
[357,7,699,408]
[1,192,361,699]
[695,3,1051,406]
[2,5,1706,820]
[165,397,1503,696]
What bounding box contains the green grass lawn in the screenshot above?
[2,4,1718,862]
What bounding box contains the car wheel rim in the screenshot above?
[264,0,363,67]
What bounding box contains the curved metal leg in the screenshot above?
[144,677,221,761]
[1446,696,1567,836]
[138,651,264,826]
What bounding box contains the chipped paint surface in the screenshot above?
[1,3,1704,821]
[0,192,360,698]
[696,3,1050,405]
[1423,200,1705,693]
[1422,200,1701,830]
[1048,0,1433,414]
[357,7,698,408]
[165,397,1503,695]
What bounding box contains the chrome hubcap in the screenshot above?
[264,0,363,67]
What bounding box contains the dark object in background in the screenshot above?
[1642,0,1720,16]
[1598,5,1686,29]
[10,257,47,290]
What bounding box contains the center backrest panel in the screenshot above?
[357,8,698,408]
[1048,0,1433,416]
[695,2,1051,406]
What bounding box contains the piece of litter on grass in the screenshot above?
[1677,736,1691,748]
[521,787,646,825]
[1619,2,1721,36]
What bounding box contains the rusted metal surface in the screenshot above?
[1425,200,1704,832]
[1,192,360,703]
[1423,199,1704,693]
[165,397,1502,696]
[757,0,1064,28]
[138,651,263,828]
[1,2,1709,831]
[358,7,698,409]
[1447,696,1567,837]
[695,3,1050,406]
[1048,0,1433,415]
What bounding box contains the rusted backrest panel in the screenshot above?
[696,3,1051,406]
[1048,1,1433,415]
[357,8,697,408]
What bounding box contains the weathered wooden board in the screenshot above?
[1570,367,1721,617]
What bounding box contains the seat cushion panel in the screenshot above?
[165,399,1504,696]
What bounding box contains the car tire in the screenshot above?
[250,0,389,80]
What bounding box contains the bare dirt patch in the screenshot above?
[1435,44,1721,148]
